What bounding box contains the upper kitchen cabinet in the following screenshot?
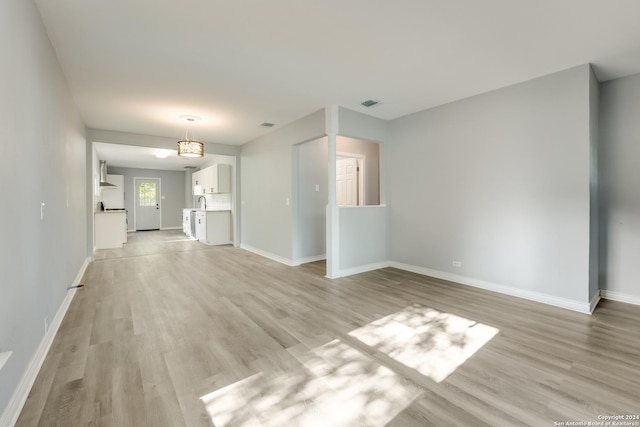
[193,164,231,195]
[192,169,203,195]
[101,174,125,209]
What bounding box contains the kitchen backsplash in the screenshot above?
[204,193,231,210]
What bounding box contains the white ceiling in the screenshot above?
[36,0,640,147]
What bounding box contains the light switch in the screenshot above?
[41,202,45,220]
[315,184,320,192]
[285,197,290,206]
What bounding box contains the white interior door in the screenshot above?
[337,158,358,206]
[135,178,161,230]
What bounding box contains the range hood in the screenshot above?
[99,160,116,187]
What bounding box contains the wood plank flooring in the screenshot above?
[15,230,640,426]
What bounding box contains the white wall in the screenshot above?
[0,0,87,421]
[599,72,640,302]
[240,110,325,262]
[388,65,594,309]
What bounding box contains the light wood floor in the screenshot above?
[16,230,640,426]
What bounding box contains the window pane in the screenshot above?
[138,183,156,206]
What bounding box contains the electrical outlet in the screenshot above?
[44,316,49,334]
[452,260,462,267]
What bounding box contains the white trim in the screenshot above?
[293,254,326,266]
[0,257,90,427]
[240,244,295,267]
[601,290,640,306]
[389,261,593,314]
[589,290,602,313]
[160,227,182,231]
[334,261,391,279]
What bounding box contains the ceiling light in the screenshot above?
[155,149,171,159]
[177,116,204,158]
[260,122,275,127]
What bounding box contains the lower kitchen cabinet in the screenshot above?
[195,210,231,245]
[94,211,127,249]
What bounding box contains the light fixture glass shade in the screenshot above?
[177,139,204,158]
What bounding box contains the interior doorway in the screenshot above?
[134,177,161,230]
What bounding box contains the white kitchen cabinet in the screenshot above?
[195,211,206,241]
[195,210,231,245]
[192,164,231,195]
[192,170,204,196]
[204,164,231,194]
[94,211,127,249]
[183,209,195,237]
[101,174,124,209]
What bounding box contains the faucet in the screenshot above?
[197,196,207,210]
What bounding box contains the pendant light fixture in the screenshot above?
[177,116,204,158]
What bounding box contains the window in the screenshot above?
[138,182,156,206]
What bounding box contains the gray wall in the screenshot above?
[87,128,241,157]
[588,67,600,300]
[295,137,328,260]
[338,106,389,144]
[0,0,87,418]
[339,206,388,272]
[108,167,186,230]
[599,72,640,300]
[388,65,593,304]
[241,110,325,261]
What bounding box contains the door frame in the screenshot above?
[336,151,365,206]
[133,177,162,231]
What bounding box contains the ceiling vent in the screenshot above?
[361,99,380,107]
[260,122,275,127]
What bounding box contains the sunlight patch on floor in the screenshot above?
[349,304,499,382]
[200,340,422,427]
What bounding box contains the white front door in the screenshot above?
[336,157,358,206]
[135,178,161,230]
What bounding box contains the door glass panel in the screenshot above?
[138,182,156,206]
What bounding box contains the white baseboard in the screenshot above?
[240,244,295,267]
[293,254,326,266]
[334,261,392,279]
[389,261,593,314]
[601,290,640,306]
[0,257,90,427]
[160,227,182,231]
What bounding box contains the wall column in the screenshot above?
[326,105,340,278]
